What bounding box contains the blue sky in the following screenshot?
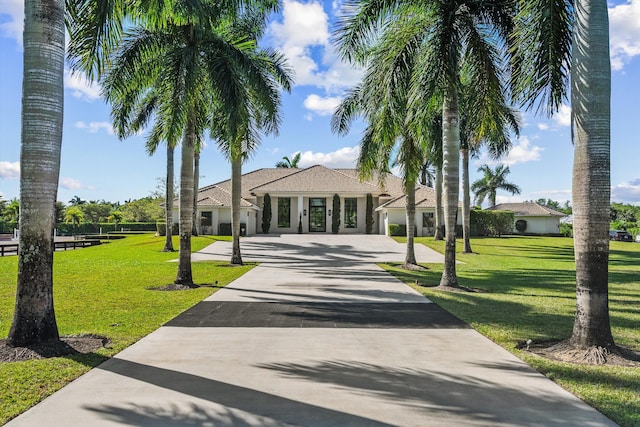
[1,0,640,206]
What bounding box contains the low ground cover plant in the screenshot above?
[384,236,640,427]
[0,234,251,424]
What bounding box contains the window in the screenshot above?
[277,197,291,228]
[422,212,434,228]
[345,198,357,228]
[201,211,212,226]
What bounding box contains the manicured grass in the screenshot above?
[0,234,251,424]
[384,236,640,427]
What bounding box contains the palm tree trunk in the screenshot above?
[569,0,614,349]
[434,166,444,240]
[439,90,460,288]
[230,156,243,265]
[174,114,195,286]
[192,150,200,236]
[403,179,418,267]
[461,148,472,253]
[8,0,64,347]
[163,144,175,252]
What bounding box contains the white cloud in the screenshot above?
[303,94,342,116]
[0,161,20,179]
[75,121,114,135]
[298,146,359,168]
[611,178,640,203]
[552,104,571,127]
[59,177,94,191]
[64,70,101,101]
[0,0,23,45]
[609,0,640,71]
[537,123,549,131]
[477,136,543,167]
[267,0,362,91]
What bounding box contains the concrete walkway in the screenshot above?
[7,235,616,426]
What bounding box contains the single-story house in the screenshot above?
[174,165,460,236]
[486,202,567,234]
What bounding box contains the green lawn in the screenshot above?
[384,236,640,427]
[0,234,252,425]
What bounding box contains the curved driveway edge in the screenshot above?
[7,235,617,426]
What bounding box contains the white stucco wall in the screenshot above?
[516,216,561,235]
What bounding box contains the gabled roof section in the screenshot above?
[376,185,440,210]
[249,165,383,194]
[213,168,299,199]
[185,184,258,209]
[487,202,566,217]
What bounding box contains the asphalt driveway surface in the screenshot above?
[7,235,617,426]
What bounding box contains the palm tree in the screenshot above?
[471,164,521,208]
[275,152,301,168]
[459,73,521,253]
[8,0,65,347]
[512,0,615,355]
[100,3,284,284]
[212,41,293,266]
[332,37,425,269]
[336,0,516,287]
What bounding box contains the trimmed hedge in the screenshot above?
[56,222,157,235]
[470,210,514,236]
[219,223,246,236]
[515,219,528,233]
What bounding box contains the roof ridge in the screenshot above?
[247,166,311,191]
[331,167,381,190]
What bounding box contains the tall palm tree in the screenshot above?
[275,152,301,168]
[213,42,293,266]
[471,164,521,207]
[336,0,516,287]
[332,33,425,269]
[513,0,614,355]
[459,73,521,253]
[8,0,65,347]
[101,3,282,286]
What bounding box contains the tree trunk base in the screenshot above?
[434,284,473,293]
[525,339,640,366]
[162,248,176,252]
[401,262,425,271]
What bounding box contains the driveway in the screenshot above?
[7,235,617,426]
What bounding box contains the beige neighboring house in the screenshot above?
[175,165,456,236]
[486,202,567,235]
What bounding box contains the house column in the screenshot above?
[297,196,304,232]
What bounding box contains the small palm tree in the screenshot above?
[275,152,301,168]
[64,206,85,229]
[471,164,522,207]
[108,210,123,230]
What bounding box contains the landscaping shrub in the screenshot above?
[470,210,514,236]
[219,223,246,236]
[332,194,340,234]
[155,222,179,236]
[388,224,406,236]
[560,222,573,237]
[56,222,157,235]
[515,219,527,233]
[262,194,271,233]
[366,193,374,234]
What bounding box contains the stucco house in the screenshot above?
[175,165,458,236]
[486,202,567,235]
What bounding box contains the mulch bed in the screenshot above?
[0,336,108,363]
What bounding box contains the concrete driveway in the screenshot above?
[7,235,617,426]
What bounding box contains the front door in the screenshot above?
[309,198,326,232]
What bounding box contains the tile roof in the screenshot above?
[376,186,440,210]
[181,184,258,209]
[487,202,566,217]
[214,168,299,199]
[248,165,383,194]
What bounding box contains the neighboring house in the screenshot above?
[175,165,458,236]
[486,202,567,235]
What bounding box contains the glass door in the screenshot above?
[309,198,326,232]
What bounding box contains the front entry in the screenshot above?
[309,198,326,232]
